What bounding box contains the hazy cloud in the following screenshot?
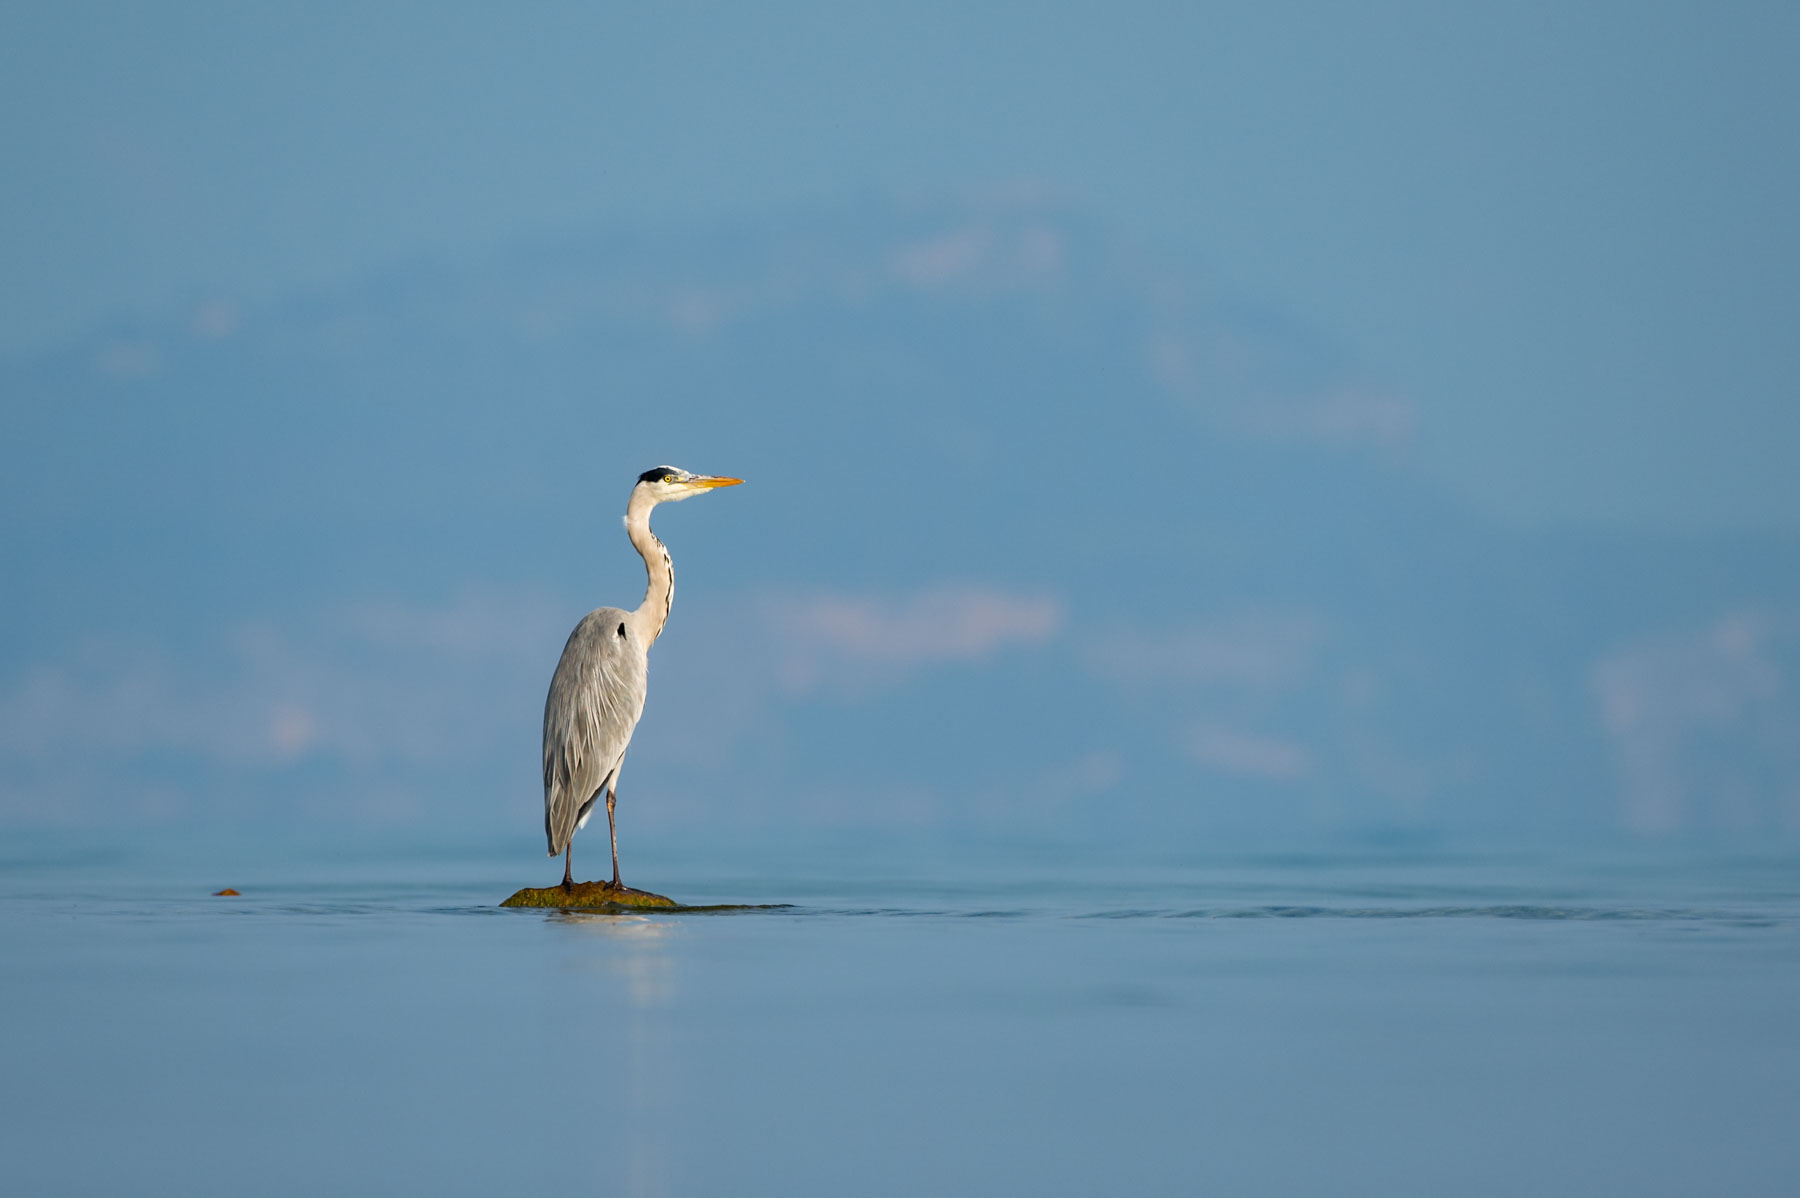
[1187,722,1312,781]
[1236,386,1415,448]
[1592,610,1800,834]
[1150,330,1414,449]
[95,339,161,378]
[769,585,1064,694]
[0,582,1070,826]
[1086,611,1325,693]
[891,229,990,286]
[889,220,1068,291]
[190,300,239,340]
[0,589,570,822]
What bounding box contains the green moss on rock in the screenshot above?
[501,881,679,910]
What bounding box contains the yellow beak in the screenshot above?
[690,475,744,489]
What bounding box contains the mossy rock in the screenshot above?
[501,881,679,910]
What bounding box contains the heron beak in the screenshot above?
[689,475,744,489]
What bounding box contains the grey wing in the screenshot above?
[543,608,649,857]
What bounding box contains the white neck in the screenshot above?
[624,487,673,644]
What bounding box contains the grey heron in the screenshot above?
[542,465,743,889]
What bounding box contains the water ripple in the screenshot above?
[1139,904,1781,925]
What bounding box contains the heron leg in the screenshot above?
[562,843,573,890]
[606,787,621,889]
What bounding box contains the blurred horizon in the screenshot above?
[6,193,1798,848]
[3,3,1798,849]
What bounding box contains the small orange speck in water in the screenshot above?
[214,888,240,896]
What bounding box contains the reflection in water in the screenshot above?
[552,913,677,1198]
[6,847,1800,1197]
[552,913,677,1006]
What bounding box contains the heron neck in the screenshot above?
[625,495,673,644]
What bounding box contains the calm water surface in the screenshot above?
[3,834,1797,1196]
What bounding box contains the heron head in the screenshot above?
[635,465,744,504]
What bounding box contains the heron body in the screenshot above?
[542,465,742,889]
[542,606,648,859]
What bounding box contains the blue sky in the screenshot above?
[3,3,1798,843]
[3,1,1797,532]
